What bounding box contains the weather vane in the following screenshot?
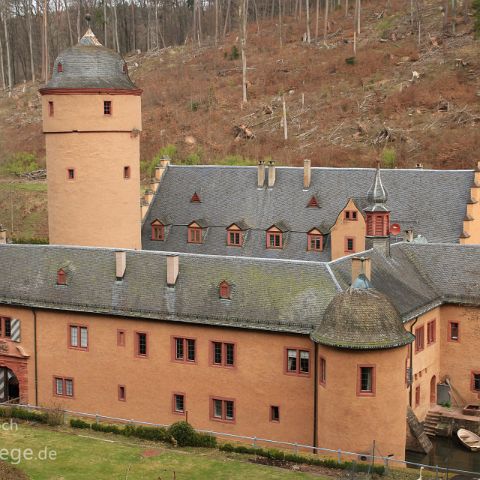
[85,13,91,28]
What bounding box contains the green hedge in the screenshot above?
[70,418,90,429]
[0,407,48,424]
[219,443,385,475]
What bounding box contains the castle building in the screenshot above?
[0,29,479,464]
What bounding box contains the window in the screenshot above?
[117,329,125,347]
[173,393,185,414]
[190,192,201,203]
[366,213,390,236]
[345,211,358,221]
[472,372,480,392]
[226,225,243,247]
[57,62,63,73]
[211,398,235,422]
[415,326,425,352]
[286,348,310,376]
[270,406,280,422]
[319,357,326,386]
[67,168,75,180]
[135,332,148,357]
[188,226,203,244]
[48,101,54,117]
[118,385,126,401]
[449,322,459,341]
[123,166,131,179]
[345,237,355,253]
[219,281,231,299]
[267,230,282,249]
[57,269,67,285]
[54,377,74,397]
[212,342,235,367]
[69,325,88,350]
[173,337,196,363]
[151,221,164,241]
[427,320,436,345]
[358,366,375,396]
[307,231,323,252]
[307,196,319,208]
[0,317,11,339]
[415,385,421,406]
[104,101,112,115]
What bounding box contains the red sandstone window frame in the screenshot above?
[210,341,236,368]
[307,232,323,252]
[0,317,12,339]
[448,321,460,342]
[415,385,421,406]
[53,376,74,398]
[210,396,236,423]
[123,166,131,179]
[118,385,126,402]
[219,281,231,299]
[415,326,425,353]
[103,100,112,115]
[68,324,89,351]
[226,226,243,247]
[135,331,148,358]
[172,392,186,415]
[356,365,376,397]
[344,210,358,221]
[427,320,436,345]
[284,347,311,377]
[188,226,203,244]
[319,356,326,386]
[171,336,197,364]
[270,405,280,423]
[151,221,165,241]
[471,371,480,393]
[117,329,126,347]
[266,229,283,249]
[57,268,67,285]
[66,168,75,181]
[344,237,356,254]
[48,101,54,117]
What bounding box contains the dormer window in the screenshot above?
[57,268,67,286]
[307,229,323,252]
[219,281,231,299]
[345,210,357,221]
[190,192,201,203]
[188,222,203,244]
[307,196,319,208]
[266,226,283,249]
[57,63,63,73]
[151,220,164,241]
[226,224,244,247]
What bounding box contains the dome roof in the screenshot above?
[311,275,414,349]
[41,29,139,92]
[365,166,389,212]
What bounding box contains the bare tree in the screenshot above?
[305,0,311,43]
[324,0,329,45]
[239,0,248,104]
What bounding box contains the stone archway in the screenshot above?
[0,358,28,404]
[0,368,19,403]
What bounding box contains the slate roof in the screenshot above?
[42,29,138,91]
[142,166,474,261]
[0,243,479,341]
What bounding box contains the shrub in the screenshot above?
[167,421,217,448]
[91,422,122,434]
[141,144,178,177]
[228,45,240,60]
[183,152,201,165]
[2,152,39,176]
[7,407,47,423]
[123,424,170,442]
[70,418,91,429]
[381,147,396,168]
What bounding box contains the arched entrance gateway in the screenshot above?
[0,367,20,403]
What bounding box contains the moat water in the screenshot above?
[406,437,480,475]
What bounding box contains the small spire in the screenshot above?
[79,16,102,47]
[367,163,388,205]
[351,273,372,290]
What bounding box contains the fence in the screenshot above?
[2,402,480,478]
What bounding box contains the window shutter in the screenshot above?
[10,319,21,342]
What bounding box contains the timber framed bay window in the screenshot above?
[135,332,148,357]
[69,325,88,350]
[471,372,480,393]
[449,321,460,342]
[211,397,235,422]
[0,317,11,339]
[357,365,375,396]
[54,377,74,397]
[173,393,185,414]
[211,341,235,367]
[285,348,310,376]
[173,337,196,363]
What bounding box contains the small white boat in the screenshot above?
[457,428,480,452]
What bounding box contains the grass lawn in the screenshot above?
[0,423,325,479]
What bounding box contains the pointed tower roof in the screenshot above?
[40,29,140,94]
[364,165,389,212]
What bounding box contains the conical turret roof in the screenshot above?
[365,166,389,212]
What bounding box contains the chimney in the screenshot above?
[405,229,414,242]
[303,159,311,189]
[115,251,126,280]
[267,161,276,188]
[167,255,179,287]
[257,161,265,188]
[154,156,170,181]
[351,256,371,283]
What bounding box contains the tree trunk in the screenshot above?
[113,0,120,52]
[76,0,81,42]
[215,0,218,44]
[103,0,108,47]
[357,0,361,33]
[223,0,231,38]
[278,0,283,46]
[27,0,35,81]
[64,0,74,46]
[0,27,6,90]
[324,0,329,45]
[3,10,12,92]
[240,0,248,104]
[305,0,310,43]
[131,0,136,51]
[314,0,319,40]
[282,94,288,140]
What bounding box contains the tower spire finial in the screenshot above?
[85,13,91,28]
[367,163,388,205]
